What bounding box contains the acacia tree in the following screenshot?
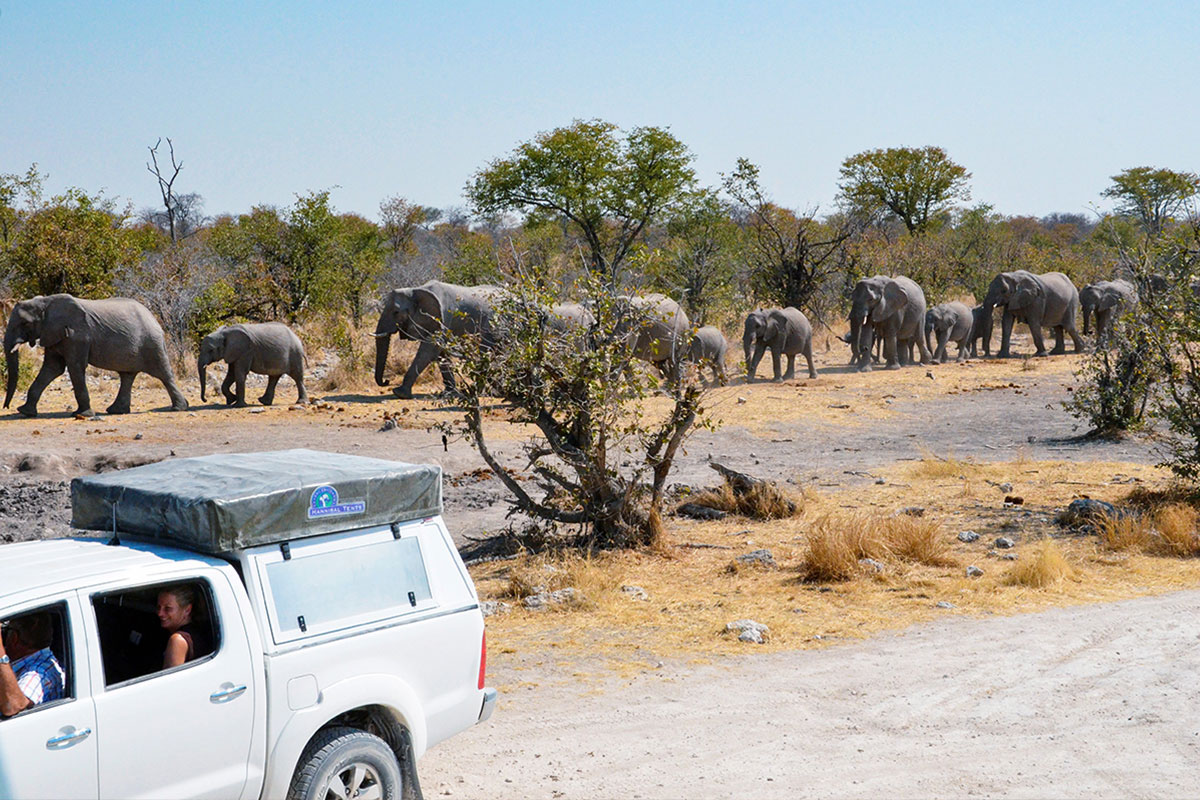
[1102,166,1200,237]
[439,270,710,550]
[837,145,971,235]
[723,159,851,321]
[466,119,696,281]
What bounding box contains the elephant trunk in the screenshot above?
[374,333,392,386]
[3,324,19,409]
[742,325,756,371]
[1082,306,1092,335]
[197,356,209,402]
[980,290,1001,353]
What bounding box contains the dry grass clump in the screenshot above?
[799,512,956,581]
[686,480,801,520]
[1005,540,1075,588]
[1098,515,1152,551]
[1153,504,1200,557]
[499,551,622,609]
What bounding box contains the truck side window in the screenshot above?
[92,580,221,687]
[0,601,72,718]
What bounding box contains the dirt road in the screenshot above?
[420,590,1200,799]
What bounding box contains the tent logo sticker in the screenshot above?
[308,485,366,519]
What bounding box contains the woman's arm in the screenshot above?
[163,632,190,669]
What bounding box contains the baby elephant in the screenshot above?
[198,322,309,407]
[924,302,975,363]
[688,326,729,385]
[744,307,817,381]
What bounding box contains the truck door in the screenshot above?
[0,595,98,800]
[85,573,257,800]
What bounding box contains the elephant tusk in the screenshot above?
[372,332,392,338]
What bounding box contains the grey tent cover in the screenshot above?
[71,449,443,553]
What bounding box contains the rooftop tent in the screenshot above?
[71,449,443,554]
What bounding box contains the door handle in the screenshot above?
[46,726,92,748]
[210,684,248,703]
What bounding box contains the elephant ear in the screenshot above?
[409,287,445,339]
[876,281,910,321]
[223,328,251,363]
[1013,276,1043,309]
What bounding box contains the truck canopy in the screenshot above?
[70,449,443,553]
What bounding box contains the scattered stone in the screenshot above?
[858,557,885,573]
[133,433,143,440]
[728,529,751,537]
[621,585,649,601]
[737,396,747,404]
[677,503,727,520]
[379,417,398,432]
[736,549,777,568]
[900,506,925,517]
[966,565,984,578]
[935,601,956,609]
[726,619,768,644]
[998,552,1018,561]
[1058,498,1124,530]
[480,600,511,617]
[957,530,980,543]
[875,477,886,485]
[999,482,1014,493]
[437,781,454,796]
[1004,495,1024,505]
[522,587,580,610]
[249,407,266,414]
[994,537,1015,549]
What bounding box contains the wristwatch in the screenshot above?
[0,655,9,665]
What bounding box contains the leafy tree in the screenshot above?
[7,188,140,298]
[837,146,971,235]
[439,270,710,549]
[466,119,696,280]
[723,159,850,322]
[646,189,741,325]
[1102,166,1200,236]
[332,213,387,323]
[0,164,45,250]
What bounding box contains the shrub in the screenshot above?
[1005,540,1074,588]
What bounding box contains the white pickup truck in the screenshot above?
[0,449,496,800]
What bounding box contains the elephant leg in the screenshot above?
[292,370,309,404]
[748,342,768,382]
[1028,318,1047,356]
[221,371,236,405]
[783,354,796,381]
[956,338,969,363]
[771,349,783,382]
[804,344,817,379]
[716,354,728,386]
[1050,326,1066,355]
[395,341,441,399]
[883,331,901,370]
[145,357,188,411]
[231,361,250,407]
[18,352,68,418]
[106,372,136,415]
[437,357,461,395]
[64,358,95,417]
[260,374,280,406]
[999,313,1015,358]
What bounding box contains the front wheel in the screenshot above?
[289,726,403,800]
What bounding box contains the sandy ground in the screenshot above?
[420,589,1200,799]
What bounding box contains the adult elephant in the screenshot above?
[3,294,188,417]
[374,281,501,399]
[744,308,817,381]
[848,275,931,371]
[197,322,308,407]
[616,294,691,380]
[924,302,975,364]
[1080,279,1137,346]
[969,305,992,357]
[981,270,1084,358]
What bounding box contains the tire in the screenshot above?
[288,725,403,800]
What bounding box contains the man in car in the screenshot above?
[0,611,65,717]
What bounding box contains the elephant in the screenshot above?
[924,302,975,364]
[688,325,729,385]
[848,275,931,371]
[615,294,691,380]
[969,305,992,357]
[374,281,502,399]
[981,270,1084,358]
[1080,279,1137,346]
[546,302,595,333]
[744,307,817,381]
[197,322,308,407]
[3,294,188,417]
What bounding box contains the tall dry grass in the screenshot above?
[1100,504,1200,557]
[1005,540,1075,588]
[687,480,802,520]
[500,551,623,610]
[800,512,955,582]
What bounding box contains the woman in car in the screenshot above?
[157,585,211,668]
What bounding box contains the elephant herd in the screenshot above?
[0,271,1140,417]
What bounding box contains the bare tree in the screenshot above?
[147,137,187,244]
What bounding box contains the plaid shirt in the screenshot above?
[12,648,65,706]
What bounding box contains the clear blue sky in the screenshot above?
[2,1,1196,221]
